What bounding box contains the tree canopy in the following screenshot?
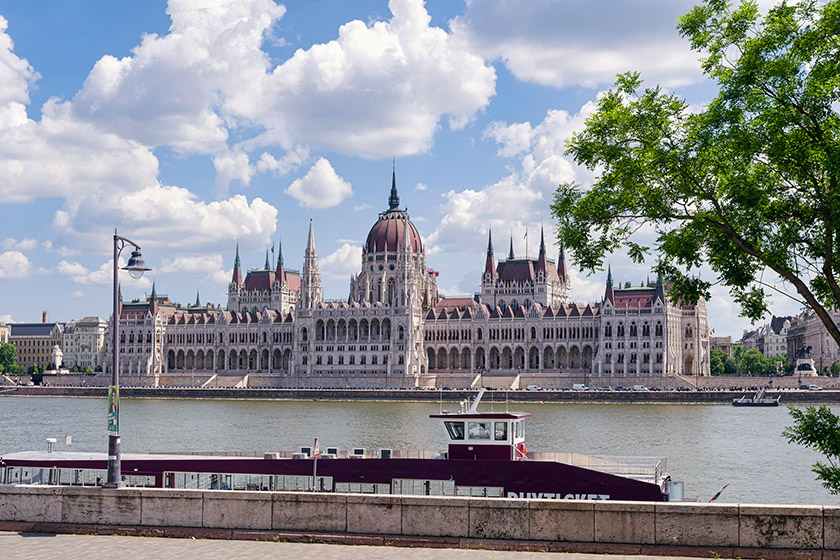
[784,405,840,494]
[551,0,840,345]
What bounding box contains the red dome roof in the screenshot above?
[365,210,422,253]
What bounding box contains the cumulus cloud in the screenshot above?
[0,314,13,323]
[2,237,37,250]
[414,182,428,191]
[53,185,278,251]
[0,251,33,279]
[286,158,353,209]
[426,105,593,256]
[70,290,85,299]
[262,0,496,158]
[0,15,37,129]
[56,257,151,288]
[320,243,362,279]
[156,254,224,275]
[451,0,703,89]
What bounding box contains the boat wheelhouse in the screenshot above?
[1,390,679,501]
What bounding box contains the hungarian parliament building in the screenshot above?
[106,172,710,388]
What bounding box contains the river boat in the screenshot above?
[732,386,780,407]
[0,389,680,502]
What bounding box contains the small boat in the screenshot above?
[0,389,681,501]
[732,386,780,407]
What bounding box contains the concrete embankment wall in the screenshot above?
[1,486,839,558]
[4,385,840,404]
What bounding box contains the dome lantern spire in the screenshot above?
[388,158,400,210]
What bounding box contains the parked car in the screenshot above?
[571,384,588,391]
[614,386,628,391]
[809,385,822,391]
[525,385,541,391]
[632,385,649,391]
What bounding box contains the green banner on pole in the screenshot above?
[107,385,120,435]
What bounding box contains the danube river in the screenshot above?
[0,396,836,505]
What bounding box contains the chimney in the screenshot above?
[42,311,47,323]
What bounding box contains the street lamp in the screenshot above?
[104,229,151,488]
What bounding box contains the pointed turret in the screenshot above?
[275,240,286,285]
[231,243,243,286]
[557,246,568,281]
[484,229,495,277]
[149,282,158,315]
[300,219,322,310]
[508,235,515,260]
[388,159,400,210]
[264,250,270,270]
[604,265,615,304]
[654,271,665,301]
[537,226,548,273]
[195,291,201,307]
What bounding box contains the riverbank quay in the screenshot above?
[1,486,838,560]
[2,385,840,404]
[0,532,715,560]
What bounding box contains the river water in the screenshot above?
[0,396,836,506]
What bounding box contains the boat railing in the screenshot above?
[528,451,667,485]
[165,449,448,460]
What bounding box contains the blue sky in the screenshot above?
[0,0,794,338]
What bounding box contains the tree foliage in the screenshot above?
[0,343,17,372]
[551,0,840,346]
[784,405,840,494]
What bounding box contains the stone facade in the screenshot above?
[9,322,64,369]
[62,316,108,370]
[787,311,840,373]
[104,170,709,386]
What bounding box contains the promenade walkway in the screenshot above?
[0,531,715,560]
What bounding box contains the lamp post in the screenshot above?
[104,229,150,488]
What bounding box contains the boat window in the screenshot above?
[468,421,491,440]
[444,421,465,440]
[494,422,508,441]
[393,478,456,496]
[335,482,389,494]
[456,485,503,497]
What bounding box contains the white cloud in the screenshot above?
[0,100,160,204]
[0,314,13,323]
[56,257,151,288]
[286,158,353,209]
[157,254,224,275]
[451,0,703,89]
[0,15,37,129]
[353,204,372,212]
[0,251,33,279]
[414,182,428,191]
[1,237,37,251]
[54,185,278,251]
[70,290,85,299]
[262,0,496,158]
[41,240,80,257]
[320,243,362,279]
[205,268,233,286]
[426,104,595,257]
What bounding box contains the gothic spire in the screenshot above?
[388,158,400,210]
[275,240,286,284]
[508,234,515,260]
[195,291,201,307]
[264,250,270,270]
[537,225,548,273]
[149,282,158,315]
[300,219,322,310]
[557,245,568,281]
[604,265,615,304]
[231,243,243,286]
[484,228,495,277]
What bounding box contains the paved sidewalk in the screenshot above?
[0,531,723,560]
